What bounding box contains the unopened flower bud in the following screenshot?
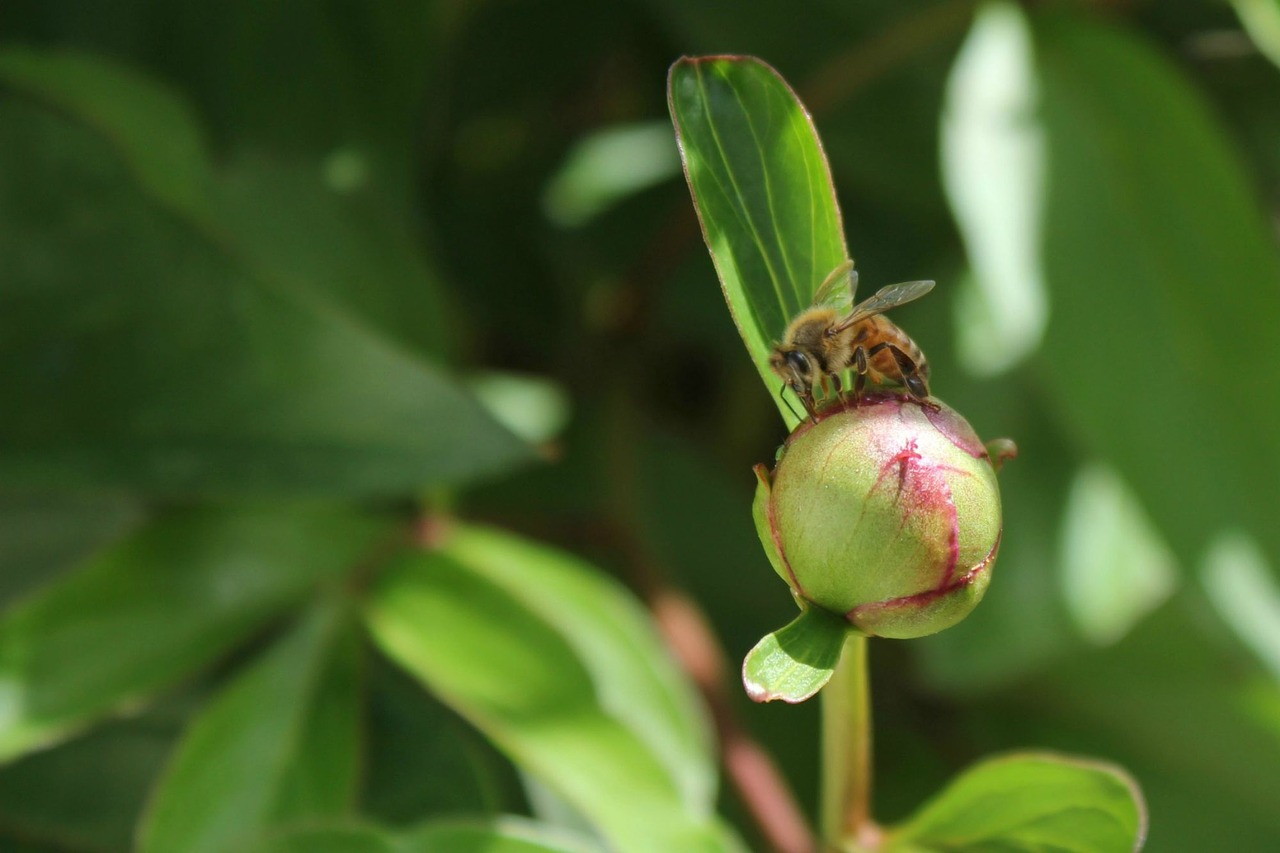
[753,394,1007,639]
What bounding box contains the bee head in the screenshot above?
[769,345,814,388]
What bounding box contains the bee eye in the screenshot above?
[785,351,811,375]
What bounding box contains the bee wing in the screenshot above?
[834,280,935,331]
[809,259,858,312]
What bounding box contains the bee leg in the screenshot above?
[797,385,819,423]
[852,346,869,404]
[779,382,804,422]
[830,372,847,407]
[868,342,930,401]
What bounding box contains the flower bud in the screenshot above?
[753,394,1007,639]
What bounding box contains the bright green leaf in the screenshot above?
[1032,13,1280,577]
[467,372,572,446]
[139,602,362,853]
[884,752,1146,852]
[0,505,385,762]
[364,523,733,853]
[1060,465,1177,646]
[742,607,847,703]
[1202,531,1280,681]
[668,56,848,428]
[1232,0,1280,70]
[542,121,682,227]
[942,3,1048,376]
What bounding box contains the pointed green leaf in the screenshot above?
[742,607,848,703]
[139,603,362,853]
[883,752,1146,852]
[669,55,848,428]
[0,505,385,762]
[364,524,733,853]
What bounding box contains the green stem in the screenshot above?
[820,633,875,851]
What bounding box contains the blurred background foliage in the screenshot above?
[2,0,1280,851]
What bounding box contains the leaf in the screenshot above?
[1060,465,1177,646]
[0,84,534,496]
[361,658,516,825]
[0,495,145,610]
[742,607,848,703]
[208,156,454,361]
[139,602,362,853]
[466,372,572,447]
[364,523,733,853]
[1010,595,1280,848]
[0,505,386,762]
[248,817,600,853]
[542,121,682,227]
[1232,0,1280,70]
[941,3,1048,376]
[883,752,1146,852]
[668,55,848,428]
[1029,13,1280,576]
[0,47,212,216]
[0,702,180,852]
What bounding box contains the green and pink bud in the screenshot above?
[753,394,1008,639]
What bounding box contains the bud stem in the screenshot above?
[820,634,878,850]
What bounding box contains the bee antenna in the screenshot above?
[779,383,802,421]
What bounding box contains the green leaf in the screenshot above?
[1060,465,1176,646]
[466,372,572,447]
[139,602,362,853]
[0,505,385,762]
[884,752,1146,852]
[0,702,180,852]
[208,157,453,361]
[668,55,848,428]
[941,3,1048,376]
[742,607,848,703]
[250,823,399,853]
[1232,0,1280,70]
[542,121,682,227]
[0,495,145,610]
[248,817,600,853]
[0,89,533,496]
[360,659,516,824]
[364,523,733,853]
[0,47,212,217]
[1029,13,1280,575]
[1010,595,1280,848]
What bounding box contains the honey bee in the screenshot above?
[768,260,934,420]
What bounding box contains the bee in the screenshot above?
[768,260,934,420]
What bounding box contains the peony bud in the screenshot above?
[753,393,1007,639]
